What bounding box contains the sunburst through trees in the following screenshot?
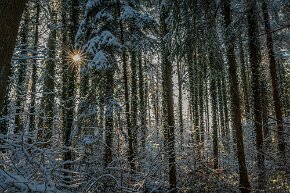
[66,49,86,68]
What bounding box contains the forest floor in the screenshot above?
[0,118,289,193]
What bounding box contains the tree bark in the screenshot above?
[160,1,177,192]
[63,0,79,178]
[116,0,136,172]
[0,93,9,152]
[199,71,205,146]
[238,30,251,120]
[0,94,9,135]
[177,59,184,150]
[39,4,57,142]
[138,54,147,150]
[210,70,219,169]
[104,70,114,166]
[187,51,195,140]
[29,2,40,132]
[0,0,27,113]
[15,7,29,133]
[247,0,266,189]
[262,0,286,163]
[223,1,251,192]
[130,50,138,171]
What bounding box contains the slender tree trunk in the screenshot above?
[99,100,105,131]
[221,73,230,140]
[262,0,286,163]
[0,92,9,152]
[210,70,219,169]
[98,89,105,139]
[217,76,228,150]
[261,79,270,146]
[204,0,220,173]
[61,1,70,177]
[199,73,205,146]
[61,0,68,147]
[153,91,159,134]
[29,2,40,132]
[160,1,177,191]
[138,54,147,150]
[104,70,114,166]
[239,30,251,120]
[77,72,89,134]
[205,77,210,134]
[0,94,9,135]
[63,0,79,177]
[199,51,207,146]
[217,77,225,138]
[0,0,27,112]
[187,52,195,140]
[223,1,251,192]
[116,0,135,172]
[247,0,266,189]
[145,73,150,129]
[194,59,200,143]
[155,65,160,133]
[177,60,184,151]
[15,7,29,133]
[130,50,138,171]
[40,4,57,142]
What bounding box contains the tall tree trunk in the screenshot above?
[217,75,228,150]
[77,71,89,134]
[191,43,200,144]
[0,93,9,134]
[238,30,251,120]
[117,0,135,172]
[160,1,177,191]
[177,59,184,150]
[104,70,114,166]
[223,1,251,192]
[221,72,230,141]
[61,0,70,175]
[63,0,79,178]
[145,72,150,129]
[0,93,10,150]
[247,0,266,189]
[187,52,195,141]
[155,65,160,134]
[39,4,57,143]
[15,7,29,133]
[0,0,27,112]
[205,74,210,134]
[199,70,205,146]
[199,47,206,146]
[194,54,200,143]
[261,79,270,146]
[217,77,225,137]
[99,100,105,131]
[130,50,138,171]
[61,0,68,148]
[204,0,220,173]
[138,54,147,150]
[262,0,286,163]
[210,70,219,169]
[29,2,40,132]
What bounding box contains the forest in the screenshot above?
[0,0,289,192]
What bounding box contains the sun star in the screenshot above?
[72,54,81,62]
[66,49,87,69]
